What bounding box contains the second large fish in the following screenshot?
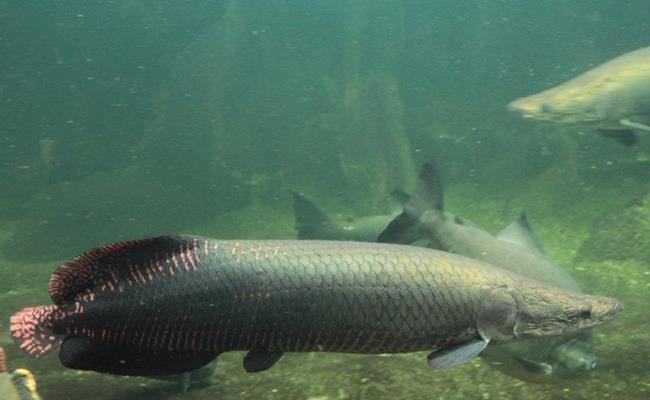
[378,162,601,380]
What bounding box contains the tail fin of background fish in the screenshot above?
[377,159,443,244]
[10,305,62,357]
[291,190,338,239]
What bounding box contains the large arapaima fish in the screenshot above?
[10,236,622,377]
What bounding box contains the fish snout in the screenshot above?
[588,296,624,324]
[507,97,548,120]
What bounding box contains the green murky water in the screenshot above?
[1,1,648,399]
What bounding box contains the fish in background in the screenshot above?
[378,161,599,380]
[292,189,412,242]
[508,46,650,146]
[9,236,620,377]
[0,346,41,400]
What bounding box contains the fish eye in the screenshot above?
[540,103,551,113]
[578,308,592,319]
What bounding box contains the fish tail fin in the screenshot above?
[377,158,445,244]
[10,306,62,357]
[291,191,336,239]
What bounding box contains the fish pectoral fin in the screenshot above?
[619,118,650,132]
[514,355,554,375]
[243,347,284,373]
[598,129,638,146]
[426,338,489,370]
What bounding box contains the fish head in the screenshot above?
[508,87,604,125]
[510,284,622,339]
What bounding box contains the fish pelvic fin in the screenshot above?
[377,159,444,244]
[291,191,336,240]
[243,347,284,372]
[10,306,62,357]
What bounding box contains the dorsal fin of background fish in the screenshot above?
[496,212,546,255]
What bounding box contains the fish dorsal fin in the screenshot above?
[426,338,488,370]
[49,235,201,305]
[496,212,546,255]
[243,347,284,373]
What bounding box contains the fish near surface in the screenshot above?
[10,236,621,377]
[378,162,601,381]
[0,347,42,400]
[508,47,650,145]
